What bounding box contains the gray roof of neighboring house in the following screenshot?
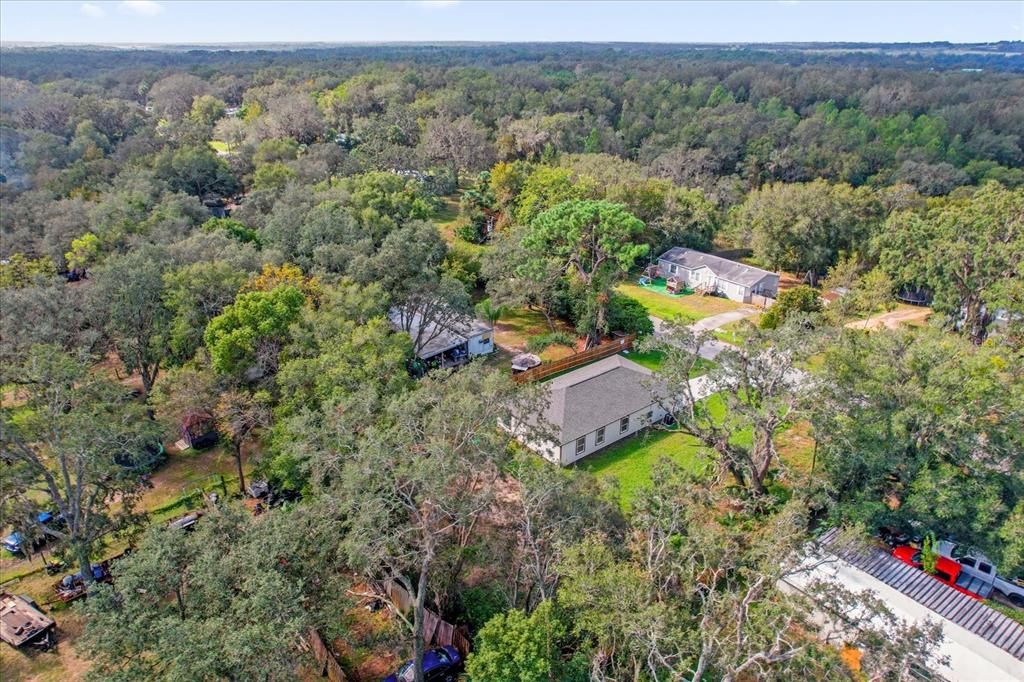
[388,308,491,360]
[658,247,778,288]
[817,527,1024,662]
[531,355,660,445]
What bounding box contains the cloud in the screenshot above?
[119,1,164,16]
[80,2,105,17]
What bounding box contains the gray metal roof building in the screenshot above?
[817,527,1024,663]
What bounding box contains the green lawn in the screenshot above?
[712,318,759,345]
[618,282,746,322]
[576,429,710,510]
[622,350,714,377]
[577,393,813,509]
[207,140,229,153]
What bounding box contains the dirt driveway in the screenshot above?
[846,306,932,331]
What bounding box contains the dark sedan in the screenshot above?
[384,645,462,682]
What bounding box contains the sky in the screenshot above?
[0,1,1021,45]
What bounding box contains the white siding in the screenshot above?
[557,401,667,466]
[467,331,494,357]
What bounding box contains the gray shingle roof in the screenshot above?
[818,527,1024,662]
[658,247,778,288]
[533,355,658,445]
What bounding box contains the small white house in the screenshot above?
[657,247,779,303]
[508,355,667,466]
[388,308,494,368]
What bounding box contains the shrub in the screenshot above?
[607,294,655,336]
[760,285,822,329]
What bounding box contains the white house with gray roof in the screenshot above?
[657,247,779,303]
[388,308,494,368]
[508,355,668,466]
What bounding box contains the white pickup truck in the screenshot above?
[939,541,1024,607]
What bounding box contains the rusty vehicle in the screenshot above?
[0,592,56,650]
[52,562,113,603]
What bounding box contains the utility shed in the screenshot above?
[0,592,55,649]
[782,528,1024,681]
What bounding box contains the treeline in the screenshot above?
[2,43,1023,205]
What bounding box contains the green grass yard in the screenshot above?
[621,350,714,377]
[576,429,710,509]
[576,392,815,509]
[618,282,747,323]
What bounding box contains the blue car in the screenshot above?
[384,646,462,682]
[2,511,56,555]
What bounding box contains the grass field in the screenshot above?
[493,307,578,361]
[576,429,710,509]
[712,317,760,345]
[576,391,816,509]
[618,282,746,322]
[622,350,715,377]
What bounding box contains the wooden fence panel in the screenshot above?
[378,581,471,656]
[306,629,348,682]
[513,335,634,384]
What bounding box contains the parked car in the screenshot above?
[891,545,984,600]
[384,646,462,682]
[2,511,60,555]
[938,541,1024,607]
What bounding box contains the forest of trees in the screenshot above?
[0,43,1022,681]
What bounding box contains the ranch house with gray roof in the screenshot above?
[508,355,668,466]
[657,247,779,303]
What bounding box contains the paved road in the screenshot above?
[650,309,811,390]
[650,307,758,360]
[689,308,759,332]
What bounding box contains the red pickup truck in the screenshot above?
[891,546,984,600]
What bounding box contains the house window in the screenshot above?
[479,335,491,345]
[670,264,678,274]
[619,417,629,433]
[596,427,606,445]
[646,410,653,423]
[575,437,586,455]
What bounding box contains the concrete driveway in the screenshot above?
[650,307,758,360]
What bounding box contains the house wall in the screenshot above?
[749,274,780,299]
[558,401,667,466]
[658,258,752,303]
[467,331,494,357]
[503,418,561,464]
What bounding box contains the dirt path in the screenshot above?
[846,306,932,331]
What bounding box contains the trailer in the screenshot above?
[0,592,56,650]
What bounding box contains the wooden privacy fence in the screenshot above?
[513,335,635,384]
[306,629,347,682]
[383,580,472,659]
